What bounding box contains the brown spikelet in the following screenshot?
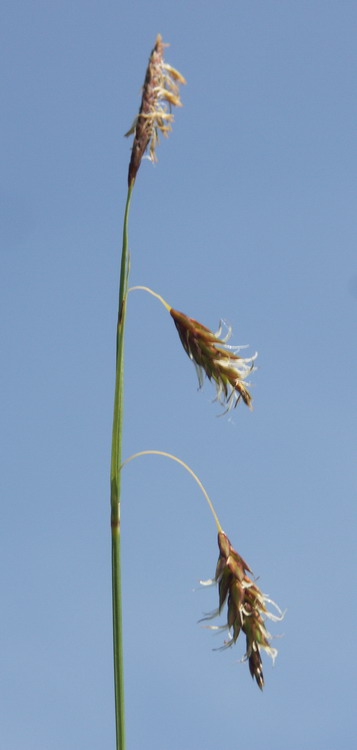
[170,308,257,412]
[127,34,186,186]
[200,531,284,690]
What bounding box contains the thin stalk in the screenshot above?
[121,449,222,532]
[110,181,134,750]
[128,284,171,311]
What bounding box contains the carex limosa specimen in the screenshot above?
[110,32,283,750]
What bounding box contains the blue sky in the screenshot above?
[1,1,356,748]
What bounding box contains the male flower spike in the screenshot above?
[126,34,186,186]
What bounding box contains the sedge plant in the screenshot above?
[111,34,283,750]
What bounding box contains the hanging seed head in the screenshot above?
[126,34,186,186]
[170,308,257,412]
[200,531,284,690]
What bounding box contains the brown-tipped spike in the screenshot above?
[170,308,257,413]
[201,532,283,690]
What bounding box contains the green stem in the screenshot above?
[110,181,134,750]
